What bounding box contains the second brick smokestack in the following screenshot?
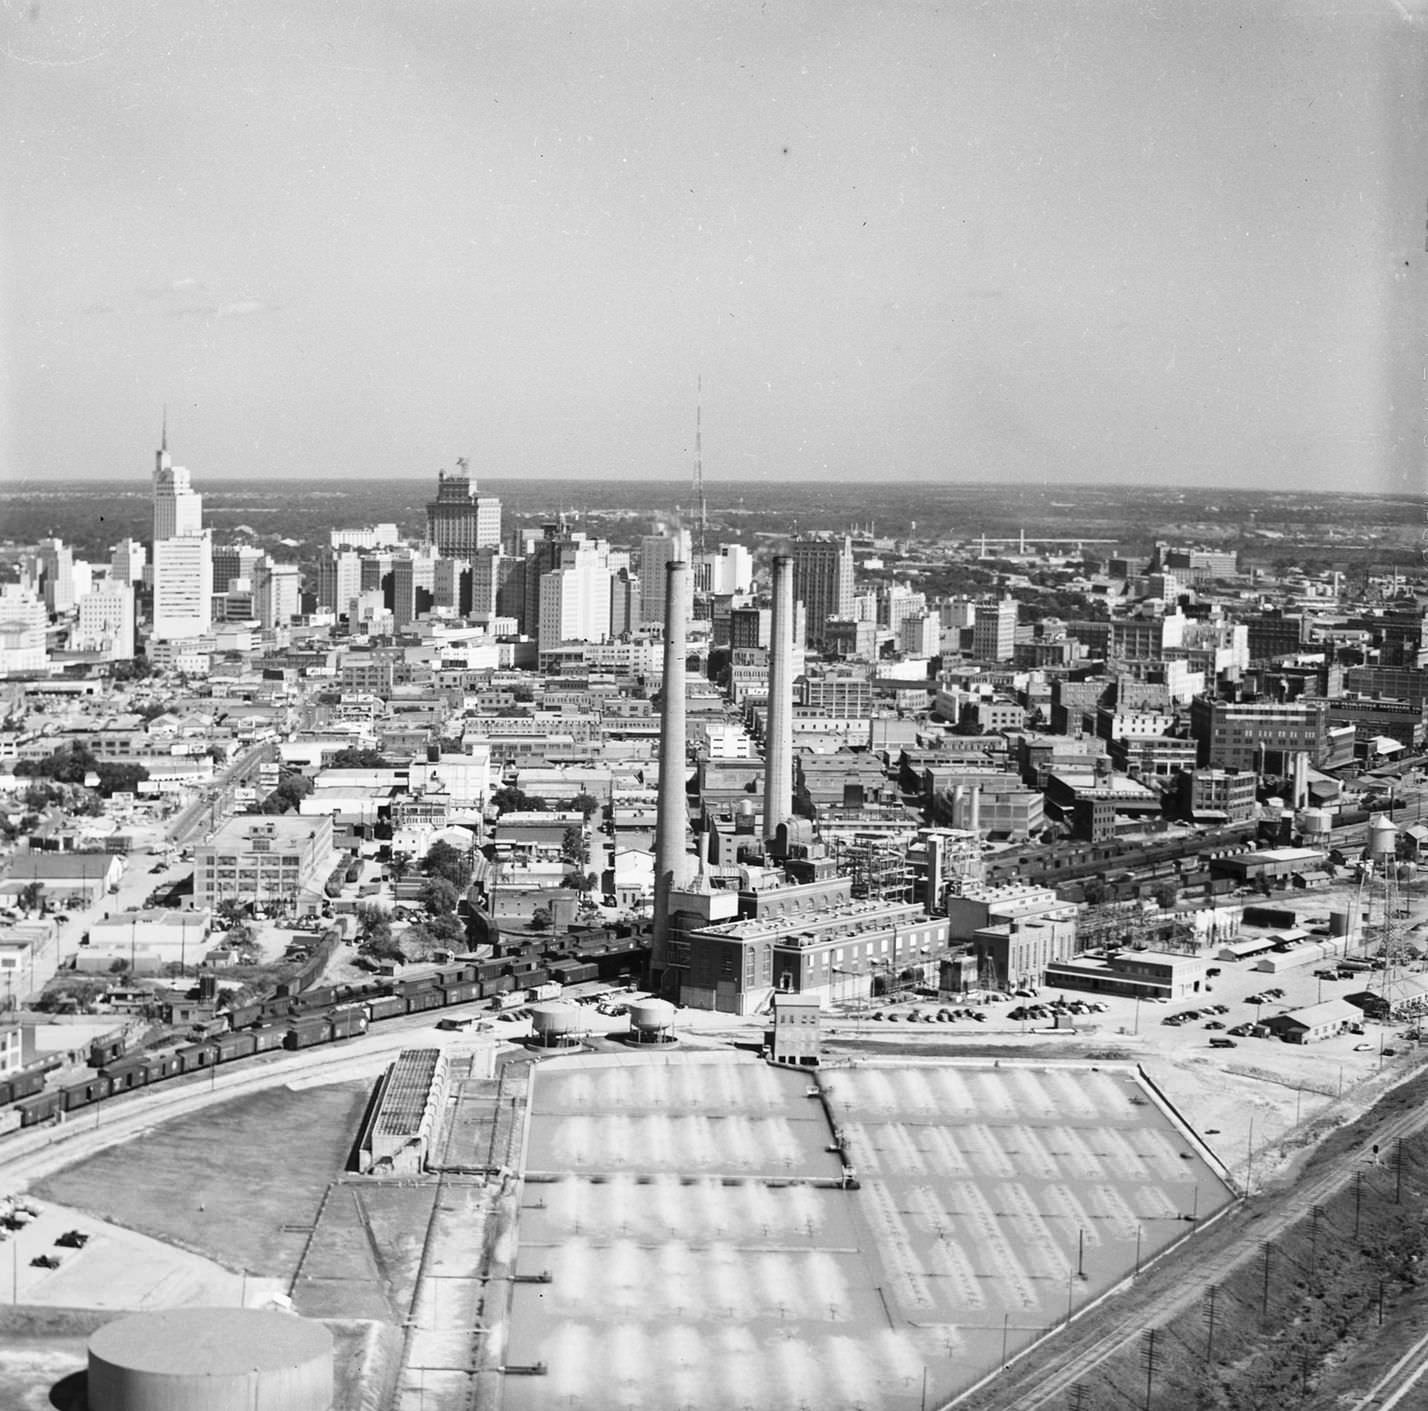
[650,557,691,984]
[763,553,794,850]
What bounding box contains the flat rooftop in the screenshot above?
[500,1051,1233,1411]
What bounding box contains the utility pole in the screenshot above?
[1204,1283,1218,1364]
[1140,1329,1158,1411]
[1260,1241,1272,1326]
[1396,1137,1405,1204]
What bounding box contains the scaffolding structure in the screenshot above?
[836,835,913,904]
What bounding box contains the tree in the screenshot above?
[355,902,393,952]
[490,785,547,815]
[17,882,44,915]
[423,841,471,888]
[329,747,393,770]
[528,906,552,932]
[560,826,586,868]
[260,772,313,814]
[568,792,601,820]
[419,877,460,916]
[426,911,465,947]
[387,850,414,884]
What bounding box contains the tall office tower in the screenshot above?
[426,463,501,556]
[34,539,75,615]
[639,529,692,626]
[537,542,613,652]
[316,549,363,615]
[973,597,1018,661]
[609,567,641,638]
[152,428,203,542]
[470,547,519,620]
[700,543,754,595]
[73,582,135,659]
[212,544,265,594]
[433,557,472,615]
[790,534,854,645]
[256,562,300,629]
[109,539,147,587]
[152,534,213,639]
[390,548,439,629]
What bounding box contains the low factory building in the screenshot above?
[1044,948,1212,1001]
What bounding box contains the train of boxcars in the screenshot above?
[0,955,601,1132]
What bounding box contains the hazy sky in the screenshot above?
[2,0,1424,492]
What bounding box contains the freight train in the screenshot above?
[0,954,610,1133]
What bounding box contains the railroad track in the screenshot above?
[967,1096,1428,1410]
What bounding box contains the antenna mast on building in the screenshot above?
[692,375,708,571]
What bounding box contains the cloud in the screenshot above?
[215,298,268,318]
[141,276,206,300]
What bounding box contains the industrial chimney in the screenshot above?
[763,553,794,853]
[650,558,693,985]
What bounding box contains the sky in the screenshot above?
[1,0,1424,493]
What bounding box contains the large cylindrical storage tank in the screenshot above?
[1297,807,1332,838]
[528,1000,580,1047]
[1328,909,1351,938]
[87,1308,332,1411]
[628,997,677,1044]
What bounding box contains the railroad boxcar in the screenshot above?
[224,1000,265,1031]
[328,1006,369,1040]
[297,985,337,1012]
[436,963,478,987]
[16,1089,63,1127]
[284,1016,333,1050]
[403,987,445,1014]
[61,1075,115,1112]
[483,972,514,996]
[439,981,481,1006]
[0,1066,48,1107]
[402,972,440,994]
[87,1035,127,1069]
[215,1031,259,1064]
[261,996,297,1022]
[365,993,407,1022]
[175,1043,221,1074]
[101,1054,155,1093]
[251,1024,287,1053]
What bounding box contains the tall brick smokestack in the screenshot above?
[763,553,794,852]
[650,558,691,984]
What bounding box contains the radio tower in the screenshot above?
[692,376,708,578]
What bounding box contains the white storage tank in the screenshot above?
[528,1000,581,1047]
[1369,814,1399,862]
[87,1308,333,1411]
[1297,807,1332,837]
[627,997,677,1044]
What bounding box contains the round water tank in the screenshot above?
[88,1308,332,1411]
[1328,909,1351,938]
[1369,814,1399,862]
[1297,807,1332,836]
[529,1000,580,1044]
[627,998,676,1035]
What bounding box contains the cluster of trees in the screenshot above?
[328,747,394,770]
[258,771,314,814]
[15,742,149,799]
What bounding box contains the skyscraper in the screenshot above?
[790,534,854,646]
[152,534,213,640]
[152,426,203,542]
[426,463,501,556]
[640,529,691,626]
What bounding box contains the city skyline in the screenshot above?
[3,2,1425,493]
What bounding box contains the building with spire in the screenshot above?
[152,417,203,542]
[150,421,211,641]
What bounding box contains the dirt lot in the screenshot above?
[32,1082,371,1278]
